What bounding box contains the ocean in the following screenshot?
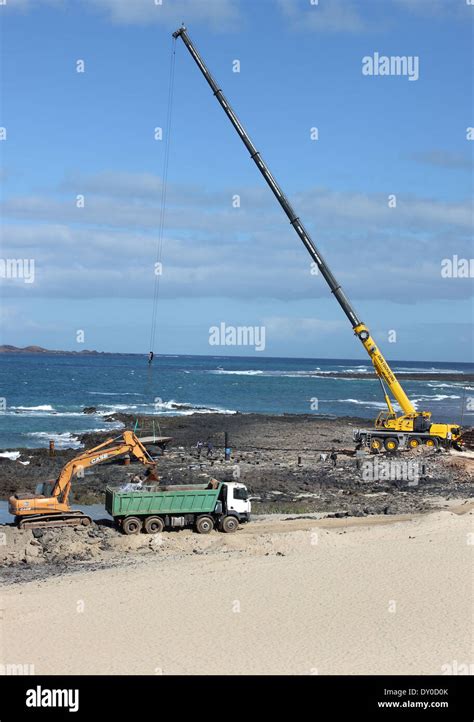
[0,353,472,450]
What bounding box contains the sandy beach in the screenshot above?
[1,507,472,676]
[1,414,472,676]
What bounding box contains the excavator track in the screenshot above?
[17,512,92,530]
[460,429,474,450]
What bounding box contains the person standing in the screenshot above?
[206,439,214,458]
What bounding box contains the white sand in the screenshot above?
[1,509,473,675]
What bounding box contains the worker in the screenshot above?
[330,448,338,467]
[206,439,214,458]
[148,350,154,364]
[196,440,203,459]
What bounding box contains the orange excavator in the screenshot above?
[9,430,157,529]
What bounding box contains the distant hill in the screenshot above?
[0,344,108,355]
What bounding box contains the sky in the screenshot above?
[0,0,473,361]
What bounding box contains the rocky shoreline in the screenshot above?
[1,412,472,580]
[1,412,472,514]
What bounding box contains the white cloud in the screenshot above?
[275,0,469,33]
[5,0,240,30]
[391,0,469,18]
[1,171,472,304]
[408,150,473,170]
[85,0,240,30]
[5,0,64,10]
[276,0,371,33]
[264,316,345,336]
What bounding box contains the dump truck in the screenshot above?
[106,479,251,534]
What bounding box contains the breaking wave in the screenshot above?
[27,432,83,449]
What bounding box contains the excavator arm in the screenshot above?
[53,430,155,505]
[10,430,157,527]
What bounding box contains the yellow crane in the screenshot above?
[172,25,463,453]
[9,430,157,529]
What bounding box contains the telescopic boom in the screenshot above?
[173,26,359,327]
[172,25,417,419]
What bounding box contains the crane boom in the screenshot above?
[172,25,417,418]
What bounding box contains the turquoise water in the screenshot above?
[0,353,472,449]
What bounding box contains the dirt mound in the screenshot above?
[0,521,162,571]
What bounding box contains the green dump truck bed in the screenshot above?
[105,482,222,518]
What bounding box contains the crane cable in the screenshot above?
[149,36,177,356]
[143,37,176,441]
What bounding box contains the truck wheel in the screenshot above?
[144,516,164,534]
[221,515,239,533]
[384,437,399,452]
[195,515,214,534]
[425,437,439,448]
[408,437,421,449]
[122,516,142,535]
[370,438,383,451]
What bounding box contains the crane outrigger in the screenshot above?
[173,25,462,452]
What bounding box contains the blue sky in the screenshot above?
[0,0,472,361]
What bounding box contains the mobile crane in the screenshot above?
[172,25,463,453]
[9,430,157,529]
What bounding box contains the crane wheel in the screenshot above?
[408,437,421,449]
[122,516,142,535]
[425,438,439,448]
[195,515,214,534]
[370,438,383,451]
[220,515,239,533]
[144,516,164,534]
[384,437,399,452]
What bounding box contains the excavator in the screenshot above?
[172,25,463,453]
[9,430,157,529]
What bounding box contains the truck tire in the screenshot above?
[425,437,439,448]
[195,515,214,534]
[122,516,142,535]
[408,437,421,449]
[221,515,239,533]
[144,516,164,534]
[370,438,383,451]
[384,437,399,452]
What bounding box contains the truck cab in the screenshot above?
[222,482,251,522]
